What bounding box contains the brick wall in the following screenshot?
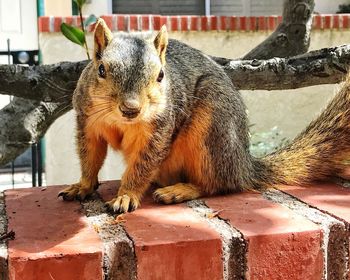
[39,14,350,32]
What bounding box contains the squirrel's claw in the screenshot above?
[105,194,139,213]
[58,184,92,201]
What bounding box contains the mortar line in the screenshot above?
[79,193,137,280]
[187,200,248,280]
[0,191,9,280]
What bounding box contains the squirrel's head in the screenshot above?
[89,18,168,124]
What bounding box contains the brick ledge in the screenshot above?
[1,181,350,279]
[38,14,350,33]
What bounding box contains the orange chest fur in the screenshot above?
[85,117,153,163]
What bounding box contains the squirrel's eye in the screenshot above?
[98,64,106,78]
[157,69,164,83]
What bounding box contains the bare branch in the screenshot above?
[0,60,88,102]
[224,45,350,90]
[243,0,315,60]
[0,98,71,166]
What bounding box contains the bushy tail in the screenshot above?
[252,76,350,188]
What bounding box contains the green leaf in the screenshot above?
[84,14,97,28]
[60,23,85,47]
[73,0,86,9]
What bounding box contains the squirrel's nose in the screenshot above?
[119,100,141,119]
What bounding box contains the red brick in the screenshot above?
[153,15,161,30]
[170,16,178,31]
[180,16,188,31]
[219,16,227,31]
[116,15,125,31]
[313,15,321,29]
[160,16,167,30]
[101,15,113,30]
[98,182,223,280]
[239,16,247,31]
[190,16,199,31]
[210,16,218,31]
[53,17,62,33]
[324,15,331,29]
[38,17,50,32]
[230,16,237,31]
[141,15,150,31]
[258,16,266,31]
[64,16,73,26]
[268,16,277,30]
[129,15,138,31]
[249,16,257,31]
[342,14,349,28]
[5,186,103,280]
[333,15,340,29]
[201,16,209,31]
[205,192,323,280]
[280,184,350,224]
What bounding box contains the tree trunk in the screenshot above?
[224,45,350,90]
[243,0,315,60]
[0,61,88,102]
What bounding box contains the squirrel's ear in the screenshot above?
[94,18,113,62]
[154,25,168,65]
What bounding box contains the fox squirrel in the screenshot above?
[58,19,350,213]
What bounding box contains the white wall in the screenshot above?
[43,0,112,17]
[82,0,112,16]
[44,0,72,16]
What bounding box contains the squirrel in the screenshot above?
[58,18,350,213]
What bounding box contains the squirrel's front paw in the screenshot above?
[58,183,94,201]
[105,193,140,213]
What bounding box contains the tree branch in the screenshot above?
[225,45,350,90]
[243,0,315,60]
[0,98,71,166]
[0,45,348,101]
[0,60,88,102]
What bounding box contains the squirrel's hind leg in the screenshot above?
[153,183,202,204]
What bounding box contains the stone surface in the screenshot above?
[5,186,103,280]
[98,182,223,280]
[204,191,324,280]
